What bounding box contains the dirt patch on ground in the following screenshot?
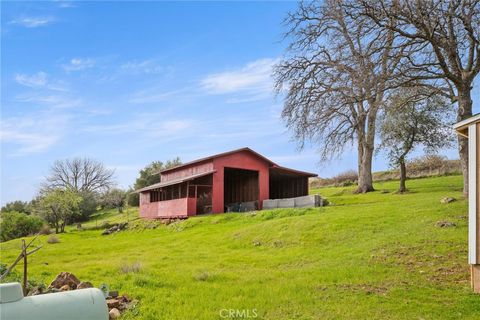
[316,283,390,296]
[337,283,389,296]
[370,241,469,285]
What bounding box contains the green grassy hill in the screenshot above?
[1,175,479,319]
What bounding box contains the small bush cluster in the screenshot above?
[310,170,358,188]
[47,235,60,244]
[194,271,209,281]
[0,211,45,242]
[406,155,461,177]
[39,224,51,235]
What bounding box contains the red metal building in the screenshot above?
[137,148,317,219]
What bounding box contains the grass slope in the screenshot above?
[1,175,479,319]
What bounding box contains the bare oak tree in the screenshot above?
[45,158,115,193]
[360,0,480,195]
[274,0,406,193]
[380,87,454,193]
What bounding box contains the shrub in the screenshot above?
[310,170,359,188]
[407,155,461,177]
[332,170,358,186]
[47,235,60,244]
[194,271,209,281]
[1,200,31,214]
[0,211,44,242]
[38,224,51,235]
[76,191,99,222]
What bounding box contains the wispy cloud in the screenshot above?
[16,93,81,109]
[129,89,185,104]
[120,59,169,75]
[14,72,68,91]
[0,113,71,155]
[62,58,95,72]
[200,58,277,101]
[10,16,55,28]
[15,72,47,88]
[84,113,193,139]
[55,1,76,8]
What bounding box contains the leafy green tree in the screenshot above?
[38,189,82,233]
[42,158,115,220]
[101,188,127,213]
[0,211,44,242]
[1,200,31,214]
[76,191,99,221]
[380,88,454,193]
[128,158,181,206]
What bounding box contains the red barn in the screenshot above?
[137,147,317,219]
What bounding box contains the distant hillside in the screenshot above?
[310,155,461,188]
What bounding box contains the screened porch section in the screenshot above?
[140,173,213,218]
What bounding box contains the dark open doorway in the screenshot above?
[224,167,259,212]
[269,168,308,199]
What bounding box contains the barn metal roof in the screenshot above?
[135,170,216,193]
[155,147,317,177]
[157,147,276,174]
[270,165,317,177]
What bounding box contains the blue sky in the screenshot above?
[1,1,478,205]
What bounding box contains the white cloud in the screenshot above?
[160,120,191,132]
[10,16,55,28]
[16,93,81,109]
[55,1,76,8]
[120,59,167,75]
[200,58,277,99]
[84,114,193,139]
[14,72,68,91]
[129,89,184,104]
[62,58,95,72]
[15,72,47,88]
[0,113,70,155]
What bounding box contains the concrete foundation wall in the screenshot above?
[262,194,323,209]
[294,195,321,208]
[277,198,295,208]
[262,199,278,210]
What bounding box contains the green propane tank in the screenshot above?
[0,282,109,320]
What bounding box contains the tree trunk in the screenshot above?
[457,88,473,197]
[398,156,407,193]
[356,112,376,193]
[357,144,375,193]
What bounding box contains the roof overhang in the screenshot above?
[454,114,480,138]
[270,165,317,177]
[135,170,216,193]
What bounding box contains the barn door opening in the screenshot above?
[223,167,259,212]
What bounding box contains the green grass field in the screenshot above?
[1,175,479,319]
